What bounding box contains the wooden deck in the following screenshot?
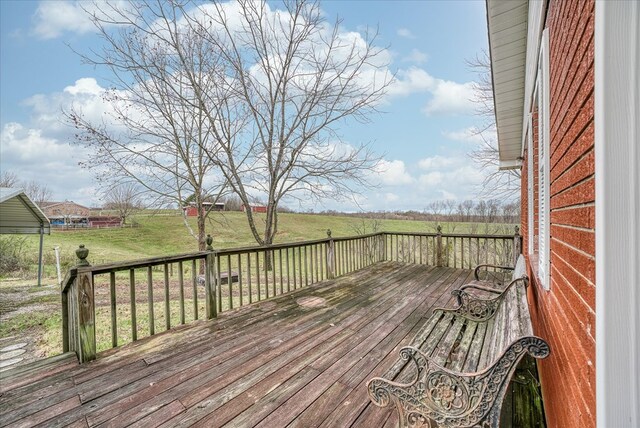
[1,262,476,427]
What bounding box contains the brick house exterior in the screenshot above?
[41,201,91,218]
[487,0,638,426]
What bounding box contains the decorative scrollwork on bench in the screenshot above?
[367,337,550,428]
[447,290,501,321]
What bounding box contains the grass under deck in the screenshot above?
[0,262,543,427]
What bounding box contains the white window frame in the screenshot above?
[595,0,639,424]
[537,29,551,290]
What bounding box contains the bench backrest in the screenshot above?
[478,278,532,370]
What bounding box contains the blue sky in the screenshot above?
[0,0,492,211]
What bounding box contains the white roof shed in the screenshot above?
[0,187,51,285]
[0,187,51,234]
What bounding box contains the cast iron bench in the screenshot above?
[367,264,549,428]
[451,254,526,305]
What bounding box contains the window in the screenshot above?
[537,29,550,290]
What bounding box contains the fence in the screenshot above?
[60,228,520,362]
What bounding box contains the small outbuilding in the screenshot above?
[0,187,51,286]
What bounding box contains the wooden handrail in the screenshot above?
[60,229,520,362]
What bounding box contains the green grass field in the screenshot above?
[0,211,516,360]
[4,211,516,281]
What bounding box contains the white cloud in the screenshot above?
[422,80,476,116]
[402,49,428,64]
[388,67,476,116]
[418,155,457,170]
[31,1,135,39]
[32,1,95,39]
[397,28,415,39]
[373,159,413,186]
[442,127,484,144]
[387,68,434,97]
[384,192,399,202]
[418,171,443,187]
[0,122,98,204]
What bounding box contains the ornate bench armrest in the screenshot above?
[445,277,529,321]
[451,283,503,306]
[367,337,550,428]
[474,263,514,281]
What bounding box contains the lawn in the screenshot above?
[0,211,516,361]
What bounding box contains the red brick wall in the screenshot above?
[522,0,596,426]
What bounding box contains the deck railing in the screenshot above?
[61,228,520,362]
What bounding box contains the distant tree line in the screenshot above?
[317,199,520,225]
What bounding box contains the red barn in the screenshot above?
[487,1,638,426]
[182,202,225,217]
[241,204,267,213]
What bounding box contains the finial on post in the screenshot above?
[206,234,214,251]
[76,244,90,267]
[436,225,442,234]
[514,225,520,235]
[326,229,332,238]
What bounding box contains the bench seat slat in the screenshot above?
[431,317,466,367]
[447,319,478,372]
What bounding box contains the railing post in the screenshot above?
[205,234,217,319]
[436,226,443,267]
[75,245,96,363]
[326,229,335,279]
[513,226,522,266]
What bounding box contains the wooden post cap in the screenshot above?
[76,245,90,267]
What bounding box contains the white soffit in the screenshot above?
[486,0,528,169]
[0,187,51,235]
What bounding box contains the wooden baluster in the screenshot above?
[206,253,216,319]
[264,251,269,299]
[279,249,284,294]
[461,238,465,269]
[256,252,261,300]
[436,226,443,267]
[164,263,170,330]
[130,269,137,340]
[286,248,291,292]
[395,234,399,261]
[147,266,155,336]
[304,246,309,286]
[315,244,319,280]
[227,254,233,309]
[309,245,314,284]
[178,262,185,325]
[216,255,222,313]
[110,271,117,348]
[299,246,304,287]
[291,247,297,290]
[191,260,198,320]
[271,249,276,296]
[247,252,253,303]
[237,254,243,306]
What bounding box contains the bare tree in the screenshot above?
[68,1,230,250]
[178,0,391,257]
[69,1,389,258]
[467,50,520,200]
[102,184,142,225]
[1,172,52,207]
[23,180,53,207]
[0,171,20,188]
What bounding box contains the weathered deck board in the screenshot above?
[0,262,476,427]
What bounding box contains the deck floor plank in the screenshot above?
[0,263,481,428]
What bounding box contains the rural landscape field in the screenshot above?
[0,210,515,362]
